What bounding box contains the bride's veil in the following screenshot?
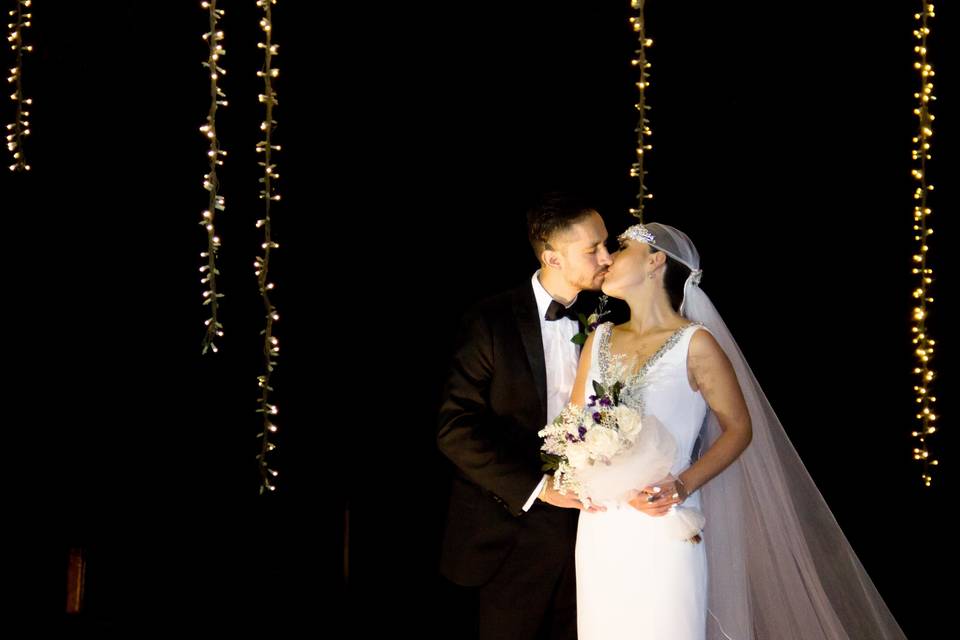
[636,222,907,640]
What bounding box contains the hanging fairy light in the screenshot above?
[909,2,940,487]
[6,0,32,172]
[254,0,282,494]
[628,0,652,222]
[200,0,228,354]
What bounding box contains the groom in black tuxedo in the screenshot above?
[437,194,616,639]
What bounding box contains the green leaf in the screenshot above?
[611,380,624,404]
[540,452,561,472]
[592,380,607,398]
[571,332,587,346]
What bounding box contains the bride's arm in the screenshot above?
[569,331,596,406]
[679,327,753,495]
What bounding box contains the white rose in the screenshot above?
[584,427,621,461]
[565,443,591,469]
[613,405,643,439]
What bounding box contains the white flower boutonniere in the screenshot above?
[572,294,610,346]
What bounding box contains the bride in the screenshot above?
[569,222,907,640]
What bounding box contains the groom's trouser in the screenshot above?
[443,505,578,640]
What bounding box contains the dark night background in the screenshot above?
[4,1,956,636]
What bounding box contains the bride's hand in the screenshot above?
[627,475,686,516]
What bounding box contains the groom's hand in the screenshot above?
[540,485,606,512]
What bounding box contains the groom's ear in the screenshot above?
[543,247,563,270]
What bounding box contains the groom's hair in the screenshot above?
[526,192,597,260]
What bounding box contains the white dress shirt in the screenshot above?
[522,270,580,511]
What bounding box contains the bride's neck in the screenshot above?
[622,289,682,335]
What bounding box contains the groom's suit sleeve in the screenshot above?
[438,307,544,516]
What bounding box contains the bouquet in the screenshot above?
[539,380,705,543]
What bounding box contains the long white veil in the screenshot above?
[638,222,907,640]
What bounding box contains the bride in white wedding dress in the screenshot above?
[568,223,907,640]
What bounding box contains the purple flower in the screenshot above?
[578,425,587,440]
[599,396,613,407]
[592,411,602,423]
[566,433,578,443]
[587,394,597,407]
[589,322,599,331]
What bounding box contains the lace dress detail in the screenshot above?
[595,321,702,412]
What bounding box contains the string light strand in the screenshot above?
[6,0,32,172]
[909,1,940,487]
[255,0,282,494]
[628,0,653,222]
[200,0,228,354]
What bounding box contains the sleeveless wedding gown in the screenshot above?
[576,321,711,640]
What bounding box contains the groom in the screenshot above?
[437,193,615,639]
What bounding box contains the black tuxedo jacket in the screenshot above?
[437,282,594,586]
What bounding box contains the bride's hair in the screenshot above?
[648,245,691,313]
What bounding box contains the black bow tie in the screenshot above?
[545,299,578,322]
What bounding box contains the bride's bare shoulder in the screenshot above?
[688,325,725,361]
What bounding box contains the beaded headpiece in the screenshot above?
[618,224,656,245]
[618,223,702,286]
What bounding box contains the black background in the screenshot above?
[5,1,956,636]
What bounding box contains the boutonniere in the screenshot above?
[572,294,610,346]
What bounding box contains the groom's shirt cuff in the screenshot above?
[522,475,548,512]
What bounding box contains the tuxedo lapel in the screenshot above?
[513,286,547,422]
